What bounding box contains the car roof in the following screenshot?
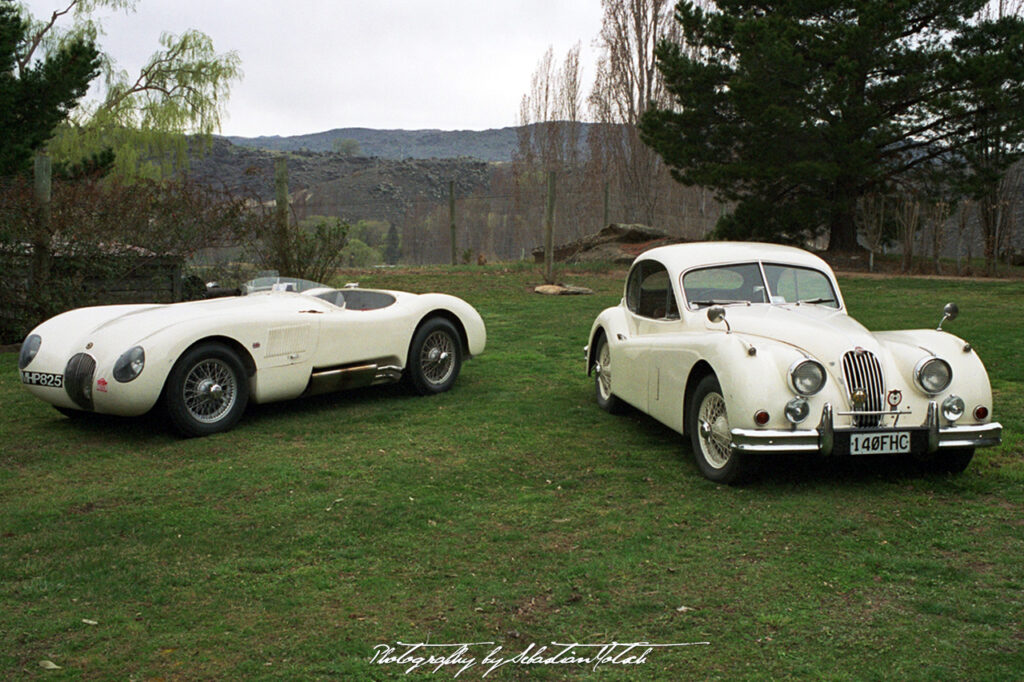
[636,241,834,276]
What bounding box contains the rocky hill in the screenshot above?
[186,137,495,226]
[226,123,595,162]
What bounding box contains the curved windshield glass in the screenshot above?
[682,262,839,309]
[762,264,839,308]
[244,276,326,294]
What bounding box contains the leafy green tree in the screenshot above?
[640,0,1024,251]
[15,0,241,179]
[0,0,100,176]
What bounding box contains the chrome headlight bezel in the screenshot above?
[19,334,41,370]
[914,357,952,395]
[113,346,146,383]
[789,359,827,396]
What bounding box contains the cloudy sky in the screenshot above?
[21,0,604,138]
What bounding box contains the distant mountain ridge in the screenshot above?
[226,123,595,162]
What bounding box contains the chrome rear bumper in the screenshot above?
[730,402,1002,456]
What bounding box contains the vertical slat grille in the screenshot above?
[64,353,96,410]
[841,349,884,427]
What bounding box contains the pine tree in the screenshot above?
[641,0,1024,251]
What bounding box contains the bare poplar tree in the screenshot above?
[513,44,586,252]
[587,0,680,226]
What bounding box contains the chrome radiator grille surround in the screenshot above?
[841,349,884,427]
[64,353,96,410]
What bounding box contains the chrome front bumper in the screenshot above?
[730,403,1003,456]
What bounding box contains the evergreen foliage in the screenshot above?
[0,0,100,176]
[640,0,1024,250]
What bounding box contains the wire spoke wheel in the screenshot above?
[697,391,732,469]
[407,318,463,395]
[165,343,249,437]
[688,374,754,483]
[597,338,613,399]
[182,358,238,423]
[419,330,456,385]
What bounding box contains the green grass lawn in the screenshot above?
[1,265,1022,680]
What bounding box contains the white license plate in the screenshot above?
[850,431,911,455]
[21,371,64,388]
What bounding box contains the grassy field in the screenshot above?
[1,265,1021,680]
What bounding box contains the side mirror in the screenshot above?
[707,305,731,333]
[937,302,959,331]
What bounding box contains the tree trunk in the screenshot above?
[826,187,860,252]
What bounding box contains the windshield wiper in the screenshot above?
[689,299,750,308]
[796,297,836,305]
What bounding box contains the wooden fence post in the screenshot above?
[544,170,556,284]
[274,157,291,275]
[449,180,457,265]
[32,151,52,289]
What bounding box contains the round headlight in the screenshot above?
[19,334,41,370]
[789,360,826,396]
[915,357,952,395]
[113,346,146,383]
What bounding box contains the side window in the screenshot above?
[626,261,678,319]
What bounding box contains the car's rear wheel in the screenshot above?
[407,317,462,395]
[165,342,249,437]
[594,333,625,414]
[688,374,756,484]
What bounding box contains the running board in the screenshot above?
[304,362,403,396]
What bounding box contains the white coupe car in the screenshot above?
[19,277,486,436]
[586,242,1002,483]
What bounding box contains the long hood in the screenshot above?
[32,293,338,349]
[720,304,878,361]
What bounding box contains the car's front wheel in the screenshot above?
[688,374,756,484]
[407,317,463,395]
[164,342,249,437]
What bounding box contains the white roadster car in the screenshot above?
[19,277,486,436]
[586,242,1002,483]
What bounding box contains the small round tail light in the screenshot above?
[974,406,989,421]
[754,410,770,426]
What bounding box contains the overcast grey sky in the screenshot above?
[21,0,603,137]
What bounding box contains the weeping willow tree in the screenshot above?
[16,0,241,179]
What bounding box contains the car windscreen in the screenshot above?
[682,263,767,308]
[762,264,839,308]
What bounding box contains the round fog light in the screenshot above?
[942,395,965,422]
[785,397,810,424]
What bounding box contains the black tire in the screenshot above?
[687,374,757,484]
[406,318,463,395]
[593,333,625,414]
[164,342,249,437]
[921,448,975,474]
